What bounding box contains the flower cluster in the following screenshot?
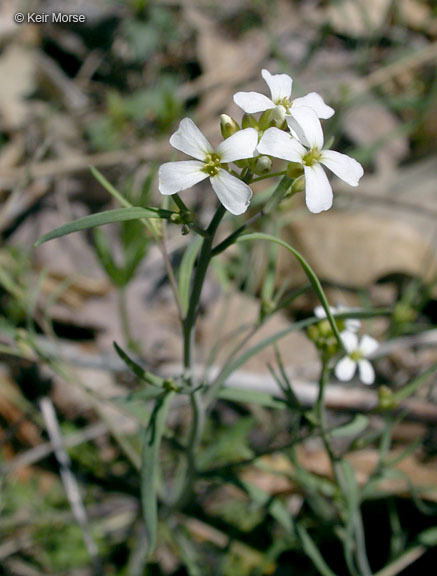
[309,305,379,384]
[159,69,364,215]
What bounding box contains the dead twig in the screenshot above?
[39,397,101,572]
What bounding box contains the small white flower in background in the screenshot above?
[257,124,363,213]
[159,118,258,215]
[335,332,379,385]
[233,69,334,137]
[314,305,361,333]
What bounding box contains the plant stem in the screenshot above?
[118,287,135,352]
[172,204,226,508]
[211,175,292,257]
[315,359,338,470]
[182,204,226,379]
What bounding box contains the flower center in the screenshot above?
[276,97,291,112]
[302,148,322,166]
[349,350,363,362]
[202,153,221,176]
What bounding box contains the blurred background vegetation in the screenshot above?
[0,0,436,575]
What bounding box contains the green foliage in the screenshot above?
[199,417,255,469]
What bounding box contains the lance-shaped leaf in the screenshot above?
[142,391,174,556]
[34,207,174,247]
[114,341,164,388]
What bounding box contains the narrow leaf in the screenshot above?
[142,391,174,556]
[297,524,338,576]
[34,208,168,247]
[114,341,164,388]
[218,386,286,410]
[332,415,369,438]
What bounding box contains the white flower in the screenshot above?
[257,125,363,213]
[335,332,379,385]
[159,118,258,216]
[233,69,334,137]
[314,305,361,333]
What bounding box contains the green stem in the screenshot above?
[172,204,226,508]
[315,359,338,471]
[182,204,226,378]
[212,175,292,258]
[118,287,136,352]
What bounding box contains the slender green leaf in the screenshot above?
[418,527,437,547]
[178,237,202,316]
[207,308,390,402]
[113,341,164,387]
[239,479,294,535]
[34,208,169,247]
[142,391,174,556]
[332,415,369,438]
[218,386,286,410]
[297,524,338,576]
[90,165,131,207]
[237,233,343,346]
[391,362,437,404]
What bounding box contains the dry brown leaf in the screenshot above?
[199,291,317,373]
[280,211,437,289]
[327,0,392,38]
[344,99,409,172]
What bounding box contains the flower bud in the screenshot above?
[268,105,286,128]
[242,113,258,129]
[253,155,272,175]
[220,114,239,139]
[170,213,182,224]
[306,325,319,342]
[291,175,305,194]
[287,162,304,179]
[377,386,397,411]
[259,106,286,130]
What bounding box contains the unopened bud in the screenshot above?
[259,105,286,130]
[170,213,182,224]
[306,325,319,342]
[287,162,304,179]
[377,386,397,411]
[242,113,258,129]
[254,155,272,175]
[220,114,239,139]
[291,175,305,194]
[268,105,286,128]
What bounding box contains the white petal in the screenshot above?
[335,357,357,382]
[320,150,364,187]
[210,170,252,215]
[303,164,333,214]
[345,319,362,333]
[336,305,361,333]
[169,118,212,160]
[358,360,375,385]
[261,69,293,102]
[314,305,327,318]
[158,161,208,195]
[257,127,305,163]
[340,331,359,354]
[216,128,258,162]
[359,335,379,357]
[293,92,335,119]
[233,91,275,114]
[287,107,324,149]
